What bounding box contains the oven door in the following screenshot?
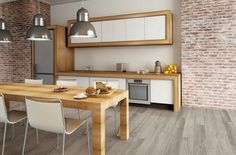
[128,82,151,104]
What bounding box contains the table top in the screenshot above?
[0,83,128,110]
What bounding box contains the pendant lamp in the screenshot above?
[69,0,97,38]
[0,0,13,43]
[26,0,51,41]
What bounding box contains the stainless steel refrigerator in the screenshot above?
[34,30,54,84]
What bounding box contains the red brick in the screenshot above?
[0,0,50,82]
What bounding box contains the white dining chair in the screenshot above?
[0,94,27,155]
[25,79,43,84]
[94,81,120,135]
[56,80,81,119]
[106,81,120,136]
[56,80,78,87]
[22,97,90,155]
[9,79,44,112]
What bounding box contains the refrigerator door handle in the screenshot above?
[34,64,37,72]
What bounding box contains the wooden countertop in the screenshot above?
[56,70,181,80]
[56,70,182,112]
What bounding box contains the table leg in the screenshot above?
[120,97,129,140]
[92,108,105,155]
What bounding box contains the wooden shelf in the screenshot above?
[56,70,180,80]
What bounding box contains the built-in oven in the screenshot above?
[126,79,151,105]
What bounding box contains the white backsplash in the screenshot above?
[74,45,180,72]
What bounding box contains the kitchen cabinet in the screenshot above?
[151,80,173,104]
[112,19,125,41]
[58,76,126,90]
[89,77,107,87]
[145,16,166,40]
[90,77,126,89]
[102,21,113,42]
[67,10,173,47]
[125,18,145,41]
[58,76,90,88]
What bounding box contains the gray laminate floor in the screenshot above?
[1,105,236,155]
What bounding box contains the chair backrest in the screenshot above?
[56,80,77,86]
[25,97,65,134]
[0,94,8,123]
[25,79,43,84]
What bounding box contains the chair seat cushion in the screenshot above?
[65,118,87,135]
[8,110,27,124]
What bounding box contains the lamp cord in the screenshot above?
[0,0,2,18]
[38,0,40,14]
[82,0,84,7]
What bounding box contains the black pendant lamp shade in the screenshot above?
[70,7,97,38]
[0,18,13,43]
[26,14,52,41]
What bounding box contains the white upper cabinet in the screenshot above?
[102,21,113,42]
[125,18,145,41]
[71,22,102,43]
[68,10,173,47]
[112,19,125,41]
[145,16,166,40]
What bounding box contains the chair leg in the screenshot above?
[22,121,29,155]
[36,129,39,144]
[86,121,91,155]
[77,109,80,119]
[114,107,120,137]
[57,133,60,149]
[116,128,120,137]
[2,122,7,155]
[114,107,117,135]
[12,124,14,140]
[62,133,65,155]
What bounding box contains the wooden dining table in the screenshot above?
[0,83,129,155]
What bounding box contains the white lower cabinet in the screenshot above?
[90,77,126,89]
[151,80,173,105]
[106,78,126,89]
[58,76,90,88]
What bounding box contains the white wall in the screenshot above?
[51,0,181,72]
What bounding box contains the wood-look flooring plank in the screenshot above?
[1,106,236,155]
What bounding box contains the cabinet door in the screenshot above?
[106,78,126,89]
[151,80,173,104]
[112,19,125,41]
[89,77,107,88]
[70,22,102,43]
[106,80,119,89]
[58,76,89,87]
[125,18,145,41]
[145,16,166,40]
[102,21,113,42]
[77,77,90,88]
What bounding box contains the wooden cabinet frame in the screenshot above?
[67,10,173,48]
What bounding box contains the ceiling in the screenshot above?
[1,0,85,5]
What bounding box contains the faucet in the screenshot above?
[85,65,93,71]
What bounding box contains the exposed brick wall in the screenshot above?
[0,0,50,82]
[181,0,236,109]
